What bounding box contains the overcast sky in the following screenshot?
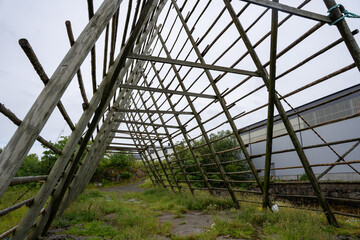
[0,0,359,158]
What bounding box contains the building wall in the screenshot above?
[242,86,360,181]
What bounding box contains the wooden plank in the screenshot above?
[112,130,168,136]
[114,108,194,115]
[224,0,338,226]
[263,0,278,210]
[10,176,47,186]
[114,119,180,129]
[323,0,360,71]
[0,0,124,199]
[0,198,34,217]
[119,84,216,99]
[107,146,144,151]
[11,1,125,239]
[128,53,260,76]
[29,1,163,237]
[241,0,332,23]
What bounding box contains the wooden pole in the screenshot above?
[323,0,360,71]
[31,2,163,237]
[0,0,123,200]
[263,0,278,210]
[87,0,97,94]
[223,0,338,226]
[18,38,76,130]
[65,21,90,109]
[0,103,61,155]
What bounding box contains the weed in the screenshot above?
[65,221,117,237]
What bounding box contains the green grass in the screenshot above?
[0,184,41,233]
[2,180,360,240]
[123,187,234,214]
[55,189,171,239]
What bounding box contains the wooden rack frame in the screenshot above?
[0,0,359,238]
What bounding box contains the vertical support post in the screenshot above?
[223,0,338,226]
[263,0,278,210]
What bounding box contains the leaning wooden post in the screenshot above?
[0,0,124,199]
[58,58,156,214]
[223,0,338,226]
[323,0,360,71]
[263,0,278,210]
[19,38,76,130]
[28,1,159,238]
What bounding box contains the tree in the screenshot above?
[93,153,137,183]
[40,136,69,173]
[15,154,42,177]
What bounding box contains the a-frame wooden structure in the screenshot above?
[0,0,359,239]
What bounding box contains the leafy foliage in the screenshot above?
[93,153,137,183]
[15,136,91,177]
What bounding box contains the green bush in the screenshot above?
[120,171,132,179]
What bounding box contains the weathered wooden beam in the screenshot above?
[224,0,338,226]
[32,2,162,237]
[107,146,144,151]
[18,38,76,130]
[65,20,90,109]
[240,0,332,23]
[10,1,125,239]
[118,84,216,99]
[0,198,34,218]
[113,135,163,141]
[113,108,194,115]
[128,53,260,76]
[0,103,61,155]
[0,0,123,200]
[114,119,180,129]
[108,142,148,147]
[87,0,97,94]
[323,0,360,71]
[112,130,168,136]
[10,176,47,186]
